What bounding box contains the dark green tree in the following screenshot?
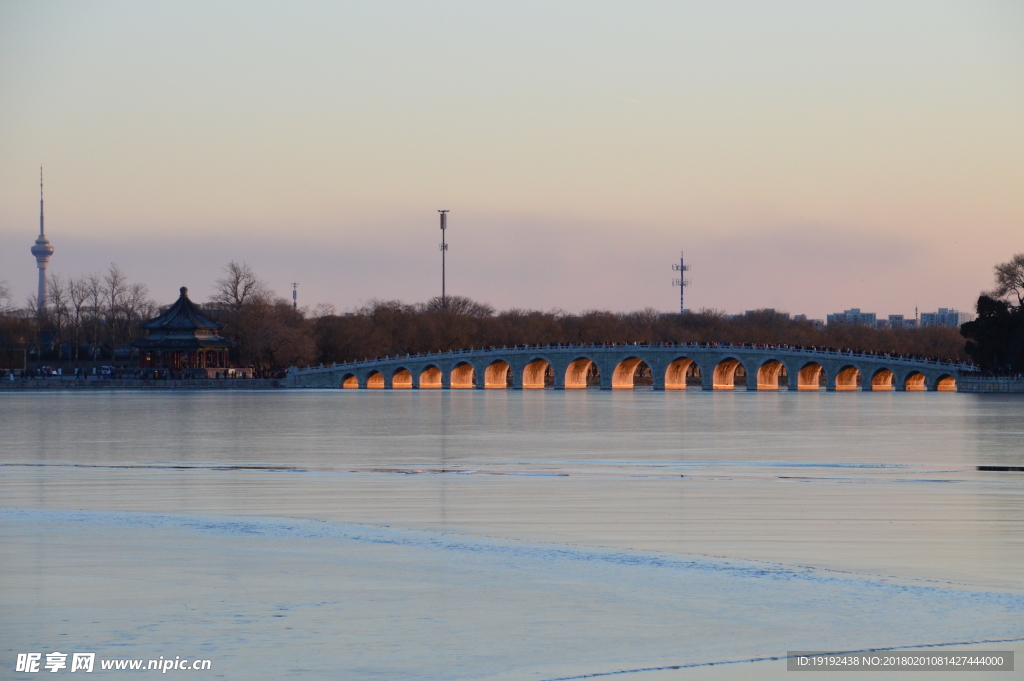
[961,253,1024,373]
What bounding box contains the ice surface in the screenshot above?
[2,510,1022,680]
[1,390,1022,679]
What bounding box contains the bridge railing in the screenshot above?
[292,341,971,374]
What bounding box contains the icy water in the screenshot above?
[1,390,1022,680]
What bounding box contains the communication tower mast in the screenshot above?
[671,252,690,314]
[438,210,449,309]
[291,283,298,310]
[30,167,54,312]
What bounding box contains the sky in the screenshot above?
[1,1,1022,317]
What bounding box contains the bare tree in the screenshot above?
[213,261,270,312]
[68,276,91,360]
[0,281,11,312]
[991,253,1024,307]
[103,264,128,346]
[83,273,104,360]
[425,295,494,317]
[122,282,155,342]
[46,275,70,355]
[246,300,318,370]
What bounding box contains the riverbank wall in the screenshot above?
[0,378,285,390]
[957,376,1024,393]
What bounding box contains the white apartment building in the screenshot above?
[920,308,974,327]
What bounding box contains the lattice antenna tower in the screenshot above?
[671,252,691,314]
[291,282,298,310]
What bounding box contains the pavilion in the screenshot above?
[133,287,236,375]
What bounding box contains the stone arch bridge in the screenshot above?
[287,343,965,392]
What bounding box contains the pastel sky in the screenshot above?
[1,1,1022,317]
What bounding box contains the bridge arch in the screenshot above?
[484,360,511,389]
[340,373,358,389]
[664,357,698,390]
[798,362,825,390]
[712,357,747,390]
[366,370,385,389]
[936,374,956,392]
[392,367,413,389]
[835,365,862,391]
[451,362,476,389]
[611,357,652,389]
[756,359,788,390]
[522,358,553,389]
[565,357,598,389]
[419,365,442,389]
[870,368,894,391]
[904,371,926,391]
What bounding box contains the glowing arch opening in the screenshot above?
[871,368,894,391]
[392,368,413,389]
[484,361,511,389]
[522,359,552,389]
[835,365,861,391]
[713,358,745,390]
[419,366,442,389]
[565,358,597,389]
[757,360,787,390]
[451,362,476,389]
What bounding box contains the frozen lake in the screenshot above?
[2,390,1022,679]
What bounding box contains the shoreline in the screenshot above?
[0,378,285,390]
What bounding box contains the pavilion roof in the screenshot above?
[141,287,225,331]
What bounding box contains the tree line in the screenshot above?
[12,256,1023,371]
[0,265,156,362]
[312,297,967,366]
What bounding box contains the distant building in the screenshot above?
[792,314,825,330]
[920,308,973,327]
[826,308,877,327]
[883,314,917,329]
[132,286,237,376]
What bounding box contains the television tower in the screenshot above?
[438,209,449,309]
[30,167,54,312]
[291,282,298,310]
[671,251,690,314]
